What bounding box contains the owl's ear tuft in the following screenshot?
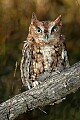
[32,12,37,20]
[54,15,62,26]
[31,12,37,25]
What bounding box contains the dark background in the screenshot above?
[0,0,80,120]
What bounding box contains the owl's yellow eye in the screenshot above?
[36,27,42,33]
[51,26,58,34]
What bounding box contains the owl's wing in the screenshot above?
[61,42,70,68]
[20,41,31,89]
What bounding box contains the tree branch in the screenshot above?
[0,61,80,120]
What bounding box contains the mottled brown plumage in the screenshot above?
[20,13,69,89]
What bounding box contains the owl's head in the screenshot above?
[28,13,62,44]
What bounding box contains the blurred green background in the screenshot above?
[0,0,80,120]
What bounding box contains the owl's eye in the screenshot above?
[36,27,42,33]
[51,26,58,34]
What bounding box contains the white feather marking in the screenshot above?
[48,23,55,35]
[62,50,67,60]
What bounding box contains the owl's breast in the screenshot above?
[41,45,54,71]
[30,40,64,81]
[31,45,57,80]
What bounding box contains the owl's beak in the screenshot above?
[45,34,49,40]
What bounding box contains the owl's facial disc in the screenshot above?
[30,14,62,43]
[34,25,60,42]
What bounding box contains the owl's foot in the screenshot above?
[32,81,39,88]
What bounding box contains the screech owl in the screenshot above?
[20,13,69,89]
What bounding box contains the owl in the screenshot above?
[20,13,69,89]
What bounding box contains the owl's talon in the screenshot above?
[56,69,62,74]
[56,70,61,74]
